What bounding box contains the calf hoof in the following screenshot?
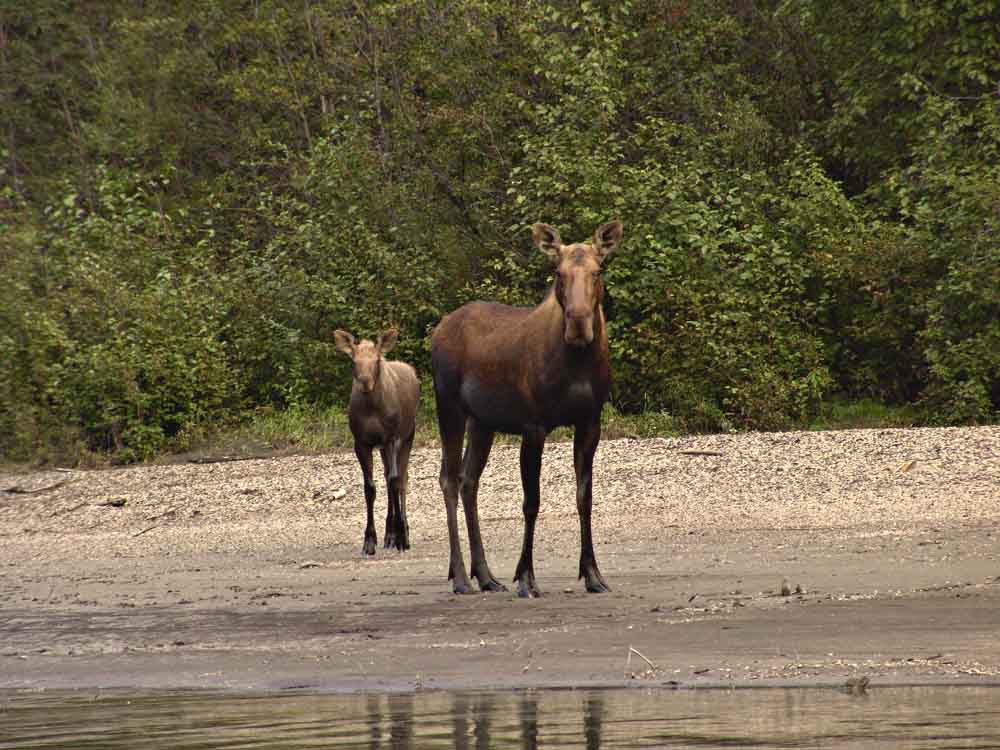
[392,524,409,552]
[383,531,396,549]
[362,535,376,556]
[452,578,476,595]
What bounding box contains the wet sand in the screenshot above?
[2,427,999,691]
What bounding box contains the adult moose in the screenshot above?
[335,328,420,555]
[431,220,623,597]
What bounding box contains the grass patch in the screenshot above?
[807,398,924,431]
[183,400,685,460]
[170,401,443,462]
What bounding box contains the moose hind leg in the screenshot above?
[461,420,506,592]
[355,442,377,556]
[513,428,545,598]
[438,401,475,593]
[575,418,610,592]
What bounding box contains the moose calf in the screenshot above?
[335,328,420,554]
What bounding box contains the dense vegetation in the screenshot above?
[2,0,998,463]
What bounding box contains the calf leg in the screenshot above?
[513,427,545,598]
[438,401,474,593]
[461,420,506,592]
[355,442,377,556]
[575,417,610,592]
[380,442,406,552]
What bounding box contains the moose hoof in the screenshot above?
[515,573,541,599]
[362,537,376,556]
[478,577,508,593]
[581,562,611,593]
[451,568,476,595]
[517,581,541,599]
[584,574,611,593]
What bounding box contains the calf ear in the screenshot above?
[532,223,563,260]
[593,220,623,261]
[334,329,356,356]
[377,328,399,354]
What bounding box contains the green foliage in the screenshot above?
[1,0,997,463]
[1,167,241,462]
[808,398,922,431]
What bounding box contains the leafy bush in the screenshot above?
[2,0,997,464]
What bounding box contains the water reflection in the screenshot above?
[2,686,1000,749]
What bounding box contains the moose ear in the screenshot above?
[593,220,623,261]
[532,223,563,260]
[333,329,356,356]
[377,328,399,355]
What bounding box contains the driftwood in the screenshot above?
[50,502,87,518]
[3,479,69,496]
[187,455,261,465]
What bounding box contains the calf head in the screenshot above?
[532,220,623,347]
[334,328,399,394]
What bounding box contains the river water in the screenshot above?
[2,686,999,748]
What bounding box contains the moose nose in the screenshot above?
[565,313,594,346]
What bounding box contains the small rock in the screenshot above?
[299,560,323,569]
[780,579,792,597]
[845,676,870,695]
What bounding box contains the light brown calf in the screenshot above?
[334,328,420,554]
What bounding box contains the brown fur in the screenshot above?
[431,220,623,596]
[335,328,420,554]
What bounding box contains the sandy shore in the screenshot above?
[2,426,998,691]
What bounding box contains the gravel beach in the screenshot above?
[2,425,998,691]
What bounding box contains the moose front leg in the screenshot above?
[397,432,414,551]
[355,442,377,556]
[513,427,545,598]
[575,418,610,592]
